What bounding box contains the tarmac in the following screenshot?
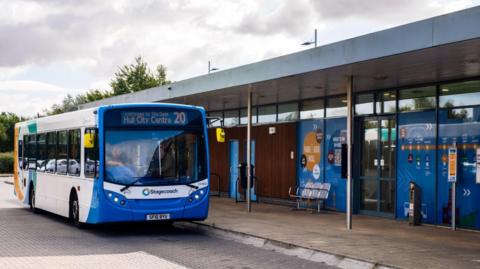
[197,196,480,269]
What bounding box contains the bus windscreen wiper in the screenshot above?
[120,177,144,192]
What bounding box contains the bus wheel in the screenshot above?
[69,192,86,229]
[29,184,38,214]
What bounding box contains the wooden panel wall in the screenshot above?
[208,122,297,199]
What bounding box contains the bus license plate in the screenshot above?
[146,213,170,221]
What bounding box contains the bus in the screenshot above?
[13,103,210,227]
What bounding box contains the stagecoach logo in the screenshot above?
[142,188,179,196]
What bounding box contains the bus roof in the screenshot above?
[15,103,206,136]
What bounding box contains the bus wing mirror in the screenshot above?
[84,133,95,148]
[216,128,225,143]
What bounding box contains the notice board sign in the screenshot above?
[476,148,480,184]
[448,147,457,183]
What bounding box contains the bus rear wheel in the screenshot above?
[69,192,86,229]
[29,184,38,214]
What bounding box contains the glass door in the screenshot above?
[359,116,396,216]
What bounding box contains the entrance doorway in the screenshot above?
[358,116,396,217]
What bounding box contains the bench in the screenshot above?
[288,182,331,213]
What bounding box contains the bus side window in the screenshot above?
[46,132,57,173]
[57,131,68,175]
[18,139,23,170]
[84,128,98,178]
[37,134,47,172]
[68,129,81,177]
[28,135,37,170]
[23,135,29,170]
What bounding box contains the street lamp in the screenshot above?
[301,29,317,48]
[208,61,219,74]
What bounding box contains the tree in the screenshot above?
[0,112,23,152]
[85,89,111,102]
[44,56,170,116]
[110,56,170,95]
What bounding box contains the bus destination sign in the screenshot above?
[121,111,187,126]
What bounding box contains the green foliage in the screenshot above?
[0,152,13,173]
[110,56,170,95]
[0,113,23,153]
[44,89,111,115]
[45,56,169,116]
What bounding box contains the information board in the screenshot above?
[448,147,457,183]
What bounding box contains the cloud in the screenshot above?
[233,0,316,36]
[310,0,477,24]
[0,0,479,116]
[0,80,82,117]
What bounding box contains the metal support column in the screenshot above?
[346,76,353,230]
[452,181,456,230]
[246,86,252,212]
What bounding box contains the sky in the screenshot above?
[1,0,480,117]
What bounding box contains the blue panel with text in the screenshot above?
[324,118,347,212]
[397,111,436,224]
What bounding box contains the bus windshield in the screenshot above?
[105,129,207,186]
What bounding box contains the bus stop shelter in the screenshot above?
[81,6,480,230]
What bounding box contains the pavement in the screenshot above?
[0,180,333,269]
[200,196,480,269]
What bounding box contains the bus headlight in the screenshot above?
[105,191,127,206]
[188,188,207,204]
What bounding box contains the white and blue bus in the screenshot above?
[13,103,210,227]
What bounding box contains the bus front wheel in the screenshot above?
[29,183,38,214]
[69,192,86,229]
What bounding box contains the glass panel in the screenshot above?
[258,105,276,123]
[278,102,298,122]
[361,120,378,177]
[447,107,474,121]
[240,107,258,125]
[380,119,396,178]
[57,131,68,174]
[208,111,223,127]
[398,86,436,112]
[105,130,207,186]
[326,96,347,117]
[361,179,378,211]
[85,129,99,178]
[380,180,395,213]
[376,91,396,114]
[355,93,374,115]
[300,99,324,119]
[224,110,239,127]
[440,80,480,108]
[46,132,56,173]
[37,134,47,172]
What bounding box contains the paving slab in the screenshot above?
[201,197,480,269]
